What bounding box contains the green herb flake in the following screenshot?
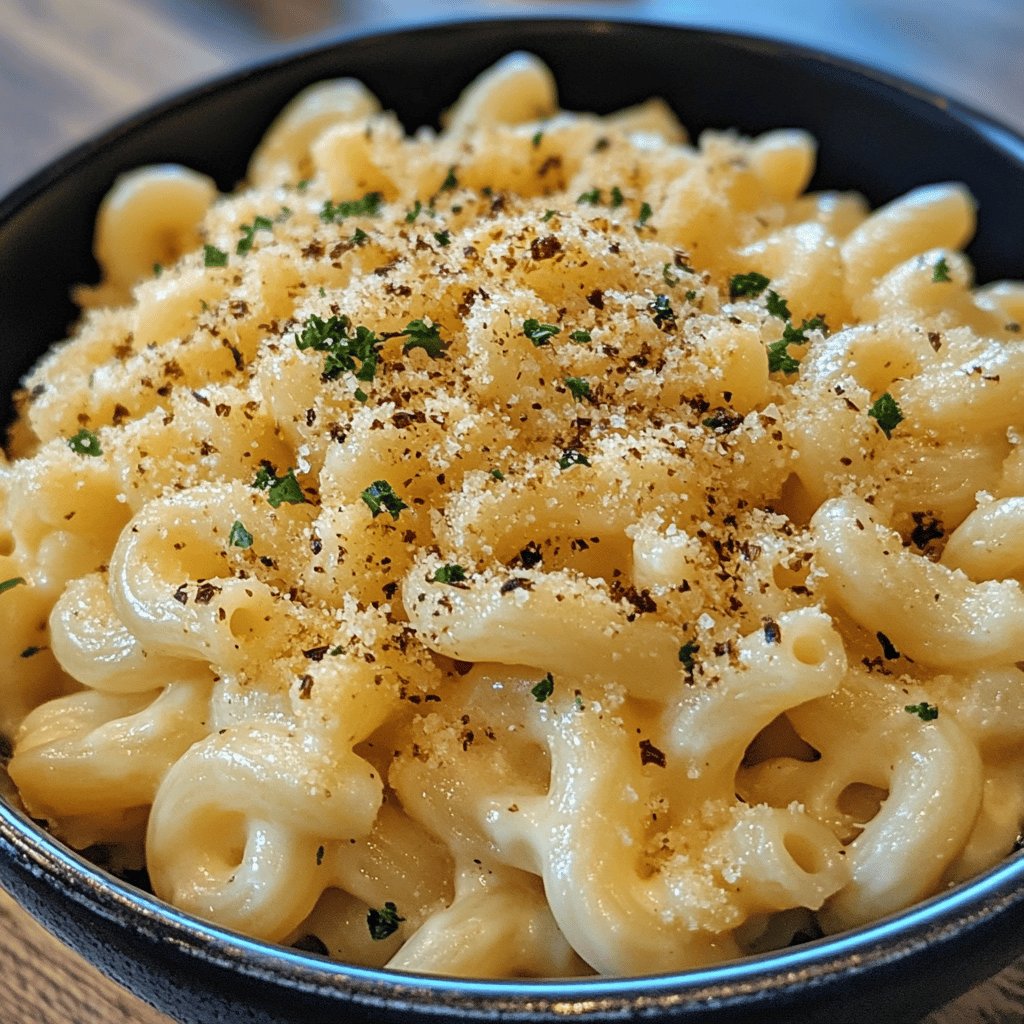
[405,199,424,223]
[399,319,448,358]
[203,244,229,268]
[767,338,801,375]
[662,263,679,287]
[354,387,368,404]
[489,468,505,481]
[523,318,561,346]
[153,263,163,277]
[267,469,305,508]
[531,129,544,149]
[68,428,102,457]
[541,209,557,222]
[577,188,602,205]
[678,641,699,672]
[905,702,939,721]
[610,186,625,208]
[636,201,653,227]
[229,520,254,549]
[20,646,43,658]
[649,293,676,329]
[569,329,592,344]
[360,480,408,521]
[367,902,405,941]
[252,463,306,507]
[320,191,383,223]
[531,672,555,702]
[297,314,382,382]
[433,229,452,247]
[296,178,311,192]
[558,449,591,470]
[729,271,770,300]
[440,166,458,191]
[765,289,791,321]
[564,376,592,401]
[433,564,468,585]
[236,215,274,255]
[0,577,26,596]
[932,256,952,283]
[867,392,905,439]
[350,227,369,246]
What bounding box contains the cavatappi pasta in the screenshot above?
[2,52,1024,978]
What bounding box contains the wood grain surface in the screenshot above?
[0,2,1022,1022]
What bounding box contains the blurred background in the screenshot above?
[1,0,1022,195]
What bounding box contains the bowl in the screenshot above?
[2,17,1024,1024]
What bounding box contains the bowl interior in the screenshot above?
[1,17,1024,1024]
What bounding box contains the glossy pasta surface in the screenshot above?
[2,53,1024,978]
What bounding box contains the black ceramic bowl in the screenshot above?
[1,18,1023,1024]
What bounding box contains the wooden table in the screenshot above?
[1,1,1022,1021]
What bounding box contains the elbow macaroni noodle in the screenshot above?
[2,52,1024,977]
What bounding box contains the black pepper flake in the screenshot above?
[586,289,605,309]
[500,577,533,594]
[310,535,323,555]
[316,845,325,866]
[517,544,543,569]
[762,618,782,644]
[910,512,944,550]
[172,585,189,605]
[382,581,399,600]
[877,632,901,661]
[194,582,221,605]
[304,646,330,662]
[639,739,667,768]
[530,235,562,261]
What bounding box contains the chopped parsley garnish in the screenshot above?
[905,702,939,721]
[367,902,405,940]
[577,188,602,205]
[489,468,505,481]
[662,263,679,287]
[203,244,228,267]
[932,256,952,282]
[296,314,382,382]
[636,201,653,227]
[609,186,625,208]
[678,641,699,672]
[531,672,555,702]
[433,564,468,584]
[153,263,162,277]
[766,338,801,375]
[405,199,427,223]
[564,376,592,401]
[569,329,592,344]
[702,409,743,433]
[296,178,311,191]
[440,166,458,191]
[252,463,305,507]
[729,271,770,299]
[0,577,26,595]
[354,387,368,403]
[765,290,791,320]
[350,227,369,246]
[867,392,904,439]
[320,191,383,222]
[523,319,561,346]
[228,520,254,549]
[236,215,273,255]
[531,129,544,148]
[360,480,408,520]
[558,449,590,470]
[541,209,556,222]
[269,470,305,507]
[68,428,102,457]
[398,319,448,358]
[649,293,676,329]
[433,229,451,247]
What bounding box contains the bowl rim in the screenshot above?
[2,13,1024,1018]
